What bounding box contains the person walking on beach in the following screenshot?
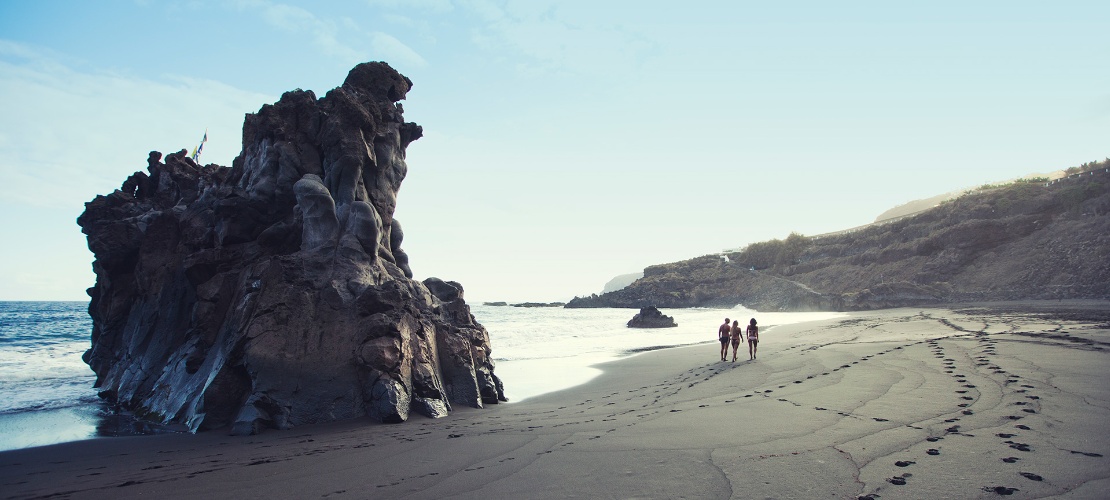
[718,318,731,361]
[747,318,759,360]
[730,319,744,362]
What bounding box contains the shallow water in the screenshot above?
[474,304,844,401]
[0,301,841,451]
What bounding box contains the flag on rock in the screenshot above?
[191,129,208,162]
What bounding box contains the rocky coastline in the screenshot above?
[569,170,1110,312]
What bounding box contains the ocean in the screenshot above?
[0,301,841,452]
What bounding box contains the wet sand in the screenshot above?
[2,302,1108,499]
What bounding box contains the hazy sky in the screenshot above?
[1,1,1107,302]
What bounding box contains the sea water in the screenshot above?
[0,302,101,451]
[0,301,841,451]
[477,304,843,402]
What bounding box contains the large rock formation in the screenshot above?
[78,62,505,435]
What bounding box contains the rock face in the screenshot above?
[569,170,1110,311]
[626,306,677,328]
[77,62,506,435]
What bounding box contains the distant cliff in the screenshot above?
[568,164,1110,311]
[602,272,644,293]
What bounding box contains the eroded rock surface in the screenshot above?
[78,62,505,435]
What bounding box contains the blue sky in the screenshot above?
[1,1,1107,302]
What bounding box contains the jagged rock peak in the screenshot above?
[343,61,414,102]
[78,61,504,436]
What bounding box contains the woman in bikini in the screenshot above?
[730,319,744,362]
[747,318,759,360]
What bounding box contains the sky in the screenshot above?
[0,1,1107,302]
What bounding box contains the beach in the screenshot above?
[2,302,1108,499]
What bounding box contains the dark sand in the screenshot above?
[2,302,1108,499]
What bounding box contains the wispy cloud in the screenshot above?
[234,0,366,64]
[235,1,431,71]
[367,0,454,15]
[0,40,271,209]
[458,0,656,78]
[0,39,275,300]
[370,32,428,68]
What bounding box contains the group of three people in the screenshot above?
[718,317,759,362]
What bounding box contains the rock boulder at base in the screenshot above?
[627,306,677,328]
[77,61,506,435]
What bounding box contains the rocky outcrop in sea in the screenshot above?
[78,62,505,435]
[626,306,677,328]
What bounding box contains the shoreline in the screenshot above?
[2,301,1108,499]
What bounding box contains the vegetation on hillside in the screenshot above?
[568,161,1110,311]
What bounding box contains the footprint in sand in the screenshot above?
[997,433,1016,438]
[926,449,940,456]
[887,474,910,485]
[1069,450,1104,457]
[895,460,915,467]
[1001,457,1020,463]
[983,486,1020,495]
[1019,472,1043,481]
[1015,425,1031,430]
[926,437,943,442]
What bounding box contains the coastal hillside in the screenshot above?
[568,160,1110,311]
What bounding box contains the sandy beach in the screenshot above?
[2,301,1108,499]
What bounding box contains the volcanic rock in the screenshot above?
[78,62,505,435]
[627,306,677,328]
